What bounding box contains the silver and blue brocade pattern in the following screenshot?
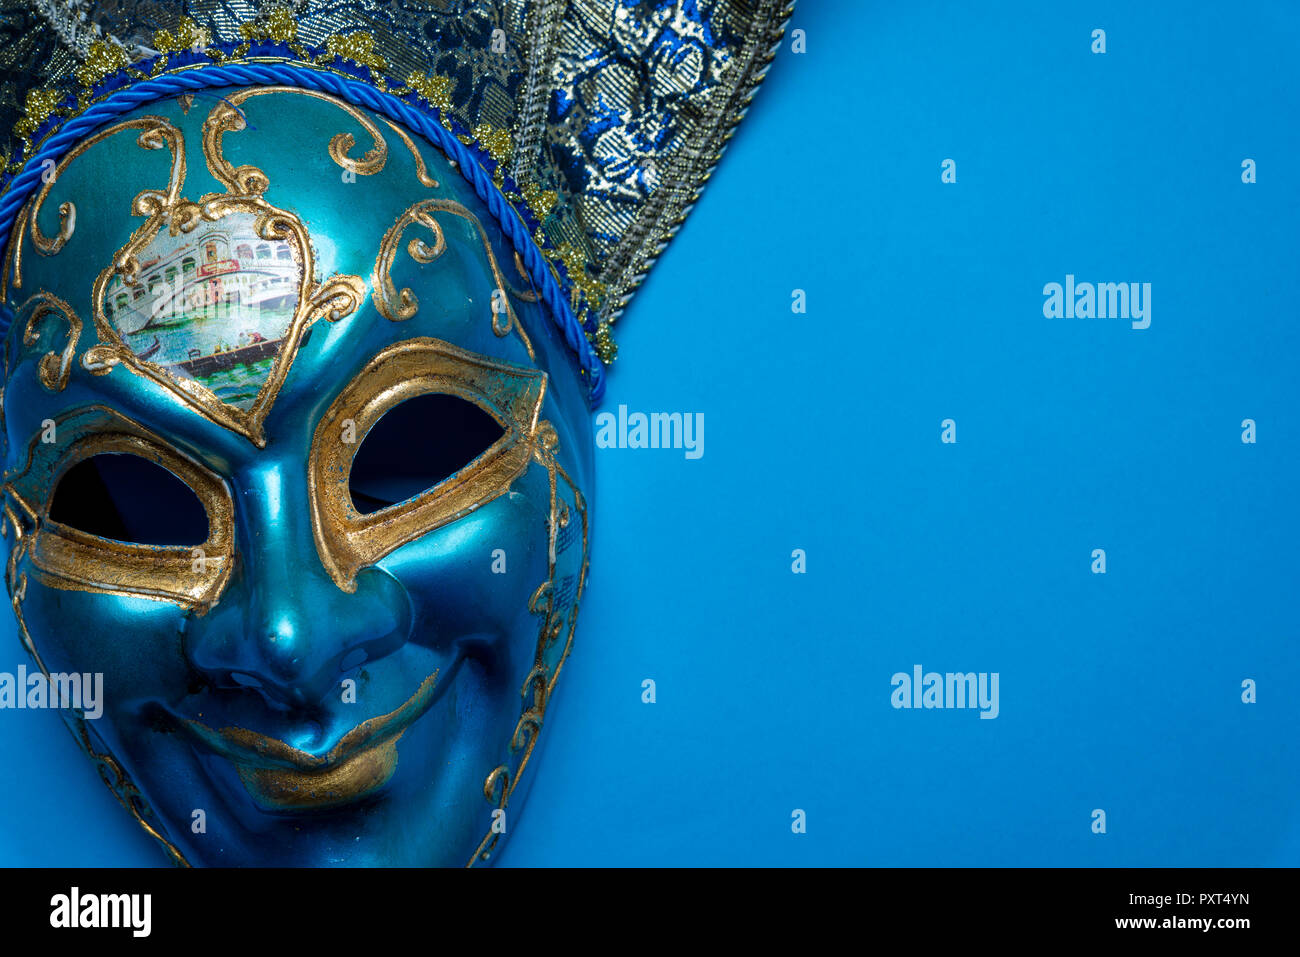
[0,0,791,350]
[548,0,790,318]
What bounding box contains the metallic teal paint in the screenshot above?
[2,89,593,866]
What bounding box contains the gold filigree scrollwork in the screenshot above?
[509,252,541,303]
[467,421,589,867]
[510,707,544,755]
[506,661,548,773]
[29,116,185,257]
[469,765,511,865]
[374,201,447,321]
[3,503,42,670]
[80,345,121,376]
[199,101,268,194]
[73,711,188,866]
[312,274,370,323]
[1,197,33,300]
[375,199,535,359]
[382,119,439,188]
[201,86,387,194]
[18,292,83,391]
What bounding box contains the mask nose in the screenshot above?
[185,461,412,709]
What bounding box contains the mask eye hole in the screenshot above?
[348,392,506,515]
[48,452,210,546]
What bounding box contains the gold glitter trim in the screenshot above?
[320,32,388,72]
[520,181,558,220]
[75,41,132,89]
[406,72,454,114]
[553,241,606,306]
[239,8,299,44]
[591,322,617,364]
[152,17,212,56]
[473,124,512,167]
[13,89,65,142]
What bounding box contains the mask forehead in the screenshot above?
[5,87,569,465]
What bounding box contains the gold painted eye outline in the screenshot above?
[308,337,547,592]
[3,408,235,612]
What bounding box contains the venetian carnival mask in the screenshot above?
[0,1,791,866]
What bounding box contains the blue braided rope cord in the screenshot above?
[0,62,606,403]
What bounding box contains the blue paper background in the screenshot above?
[2,0,1297,866]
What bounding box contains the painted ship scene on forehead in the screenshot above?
[0,2,794,865]
[100,214,299,408]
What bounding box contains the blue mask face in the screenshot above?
[1,87,592,866]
